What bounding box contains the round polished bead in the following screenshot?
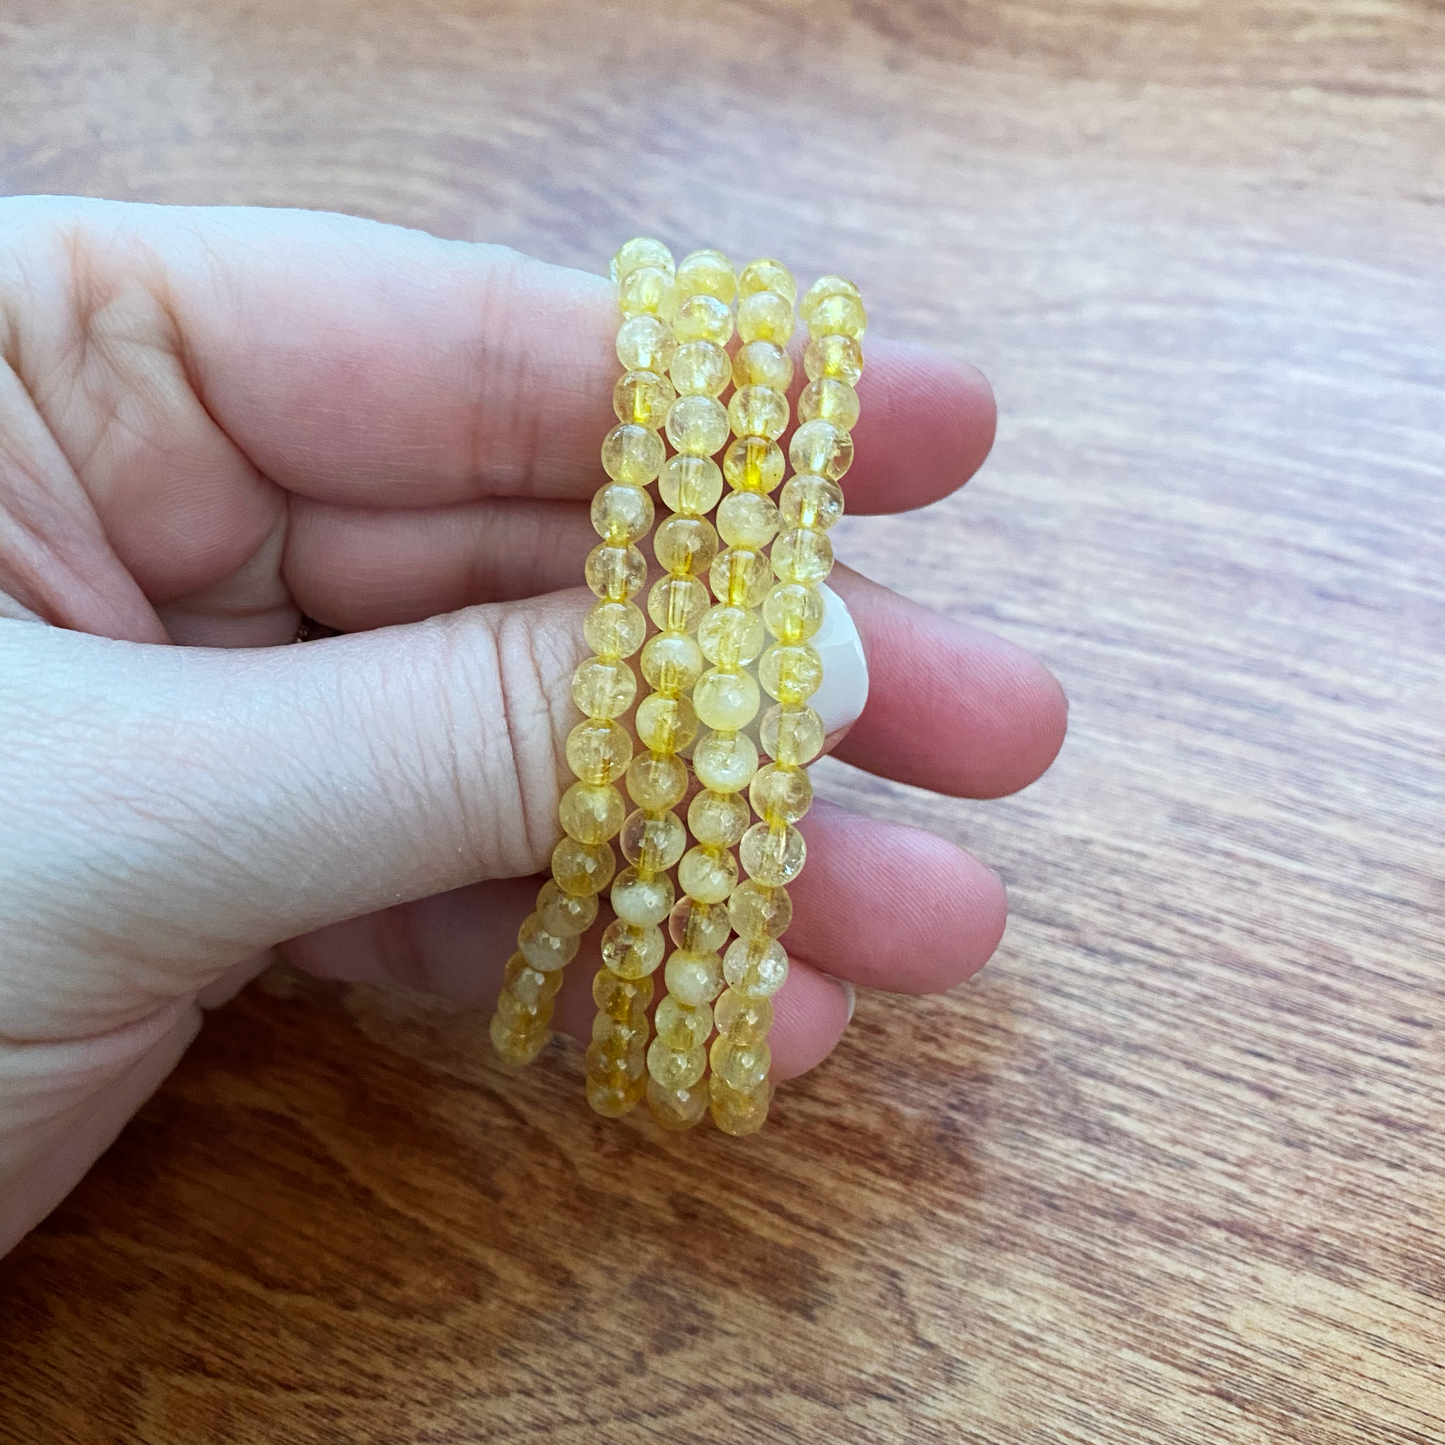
[586,1074,647,1118]
[572,656,637,719]
[537,880,598,937]
[722,937,789,996]
[722,436,785,495]
[635,692,699,754]
[771,528,834,587]
[804,332,864,386]
[491,1010,549,1067]
[648,573,710,634]
[590,482,655,543]
[800,274,861,323]
[668,897,732,953]
[670,339,731,398]
[750,763,813,825]
[552,837,616,897]
[738,259,797,304]
[612,368,675,428]
[611,865,676,927]
[584,542,647,600]
[640,630,705,694]
[673,292,733,346]
[711,1035,772,1091]
[611,237,675,282]
[647,1077,710,1129]
[659,454,724,516]
[616,312,677,374]
[496,988,550,1030]
[688,788,751,848]
[732,339,793,392]
[664,949,726,1008]
[505,954,566,1009]
[583,599,646,659]
[806,292,867,340]
[601,422,665,484]
[518,913,579,972]
[759,641,824,704]
[592,967,653,1018]
[647,1037,707,1090]
[709,547,772,609]
[692,728,759,793]
[714,988,774,1044]
[736,290,794,346]
[798,376,860,432]
[727,384,789,441]
[626,751,688,812]
[675,247,736,303]
[728,881,793,942]
[666,394,730,456]
[654,514,720,577]
[618,265,678,322]
[789,419,854,481]
[620,808,687,873]
[710,1076,772,1136]
[678,843,739,904]
[716,491,780,552]
[592,1010,648,1050]
[759,703,826,766]
[693,667,762,731]
[558,781,626,845]
[779,474,845,532]
[655,995,714,1051]
[601,919,666,979]
[762,582,824,643]
[697,602,766,668]
[740,821,807,886]
[586,1033,647,1082]
[566,717,631,784]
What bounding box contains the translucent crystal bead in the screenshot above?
[666,394,730,457]
[558,781,626,845]
[552,837,616,897]
[496,989,551,1030]
[566,717,631,784]
[738,259,797,304]
[519,913,579,971]
[620,808,687,873]
[593,1011,648,1050]
[722,436,785,495]
[736,291,794,346]
[740,821,807,885]
[611,237,675,282]
[693,667,762,731]
[698,603,766,668]
[804,332,864,386]
[601,919,666,979]
[675,247,736,303]
[670,339,731,398]
[714,988,774,1044]
[806,292,867,340]
[789,419,854,481]
[709,547,772,609]
[710,1076,772,1136]
[647,1077,710,1130]
[732,339,793,392]
[592,967,653,1018]
[647,1038,707,1090]
[612,369,675,429]
[799,274,860,325]
[668,897,732,953]
[537,880,598,937]
[601,422,665,485]
[655,995,714,1050]
[618,266,678,322]
[654,515,720,577]
[711,1035,772,1091]
[635,692,699,754]
[770,527,834,587]
[584,542,647,601]
[691,728,759,793]
[587,1073,647,1118]
[722,937,789,996]
[616,312,676,374]
[762,582,824,643]
[678,843,739,904]
[728,881,793,942]
[659,455,724,517]
[572,656,637,719]
[588,1029,647,1076]
[727,385,789,441]
[673,292,733,346]
[611,865,676,927]
[648,573,710,633]
[491,1011,548,1067]
[750,763,813,825]
[688,788,751,848]
[779,475,845,532]
[716,491,780,552]
[759,641,824,704]
[506,954,566,1009]
[664,950,725,1007]
[626,750,688,812]
[583,599,646,659]
[798,377,860,432]
[641,630,705,694]
[759,703,826,766]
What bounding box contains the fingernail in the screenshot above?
[809,583,870,736]
[830,975,857,1024]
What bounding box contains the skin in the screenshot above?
[0,198,1067,1254]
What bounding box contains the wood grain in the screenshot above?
[1,1,1441,1441]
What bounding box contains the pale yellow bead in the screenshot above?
[590,482,654,544]
[647,1037,707,1089]
[611,237,675,282]
[738,259,797,305]
[601,919,666,979]
[691,728,760,793]
[687,788,751,848]
[592,966,653,1019]
[537,879,598,937]
[505,954,566,1009]
[647,1077,710,1130]
[666,394,730,457]
[727,384,789,441]
[566,717,631,785]
[761,582,824,644]
[586,1074,647,1118]
[601,422,665,484]
[779,474,845,532]
[710,1035,772,1091]
[799,274,861,324]
[585,542,648,601]
[722,436,785,495]
[635,692,699,754]
[759,703,826,766]
[625,750,688,812]
[732,339,794,392]
[798,376,860,432]
[659,455,724,516]
[668,897,732,953]
[678,843,739,904]
[722,937,789,996]
[710,1075,771,1136]
[670,339,731,398]
[675,247,736,303]
[740,821,807,886]
[618,265,678,322]
[714,987,774,1044]
[612,369,676,428]
[664,949,726,1007]
[656,994,713,1049]
[806,292,867,340]
[620,808,687,873]
[770,527,834,587]
[697,602,766,668]
[640,630,705,694]
[750,763,813,825]
[789,419,854,481]
[736,291,794,346]
[716,491,780,552]
[496,988,551,1031]
[709,547,772,609]
[616,312,677,374]
[558,781,626,845]
[804,332,864,386]
[673,292,733,346]
[593,1011,648,1051]
[583,599,646,659]
[518,913,579,971]
[759,641,824,704]
[648,573,710,633]
[654,515,720,577]
[611,865,676,927]
[728,881,793,942]
[490,1011,548,1066]
[693,666,762,731]
[571,655,637,719]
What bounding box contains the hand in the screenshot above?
[0,198,1066,1253]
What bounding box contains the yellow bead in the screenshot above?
[688,788,751,848]
[572,655,637,719]
[727,384,789,441]
[612,369,676,428]
[641,630,705,694]
[648,573,710,633]
[736,290,794,346]
[666,394,730,456]
[789,419,853,481]
[710,1035,772,1091]
[654,515,720,577]
[800,274,860,323]
[668,897,732,953]
[647,1077,710,1130]
[506,954,566,1009]
[587,1035,646,1085]
[590,483,654,544]
[625,750,688,811]
[537,880,598,937]
[722,436,785,495]
[806,292,867,341]
[647,1037,707,1089]
[740,821,807,886]
[518,913,579,971]
[693,666,762,731]
[490,1010,548,1067]
[760,703,825,766]
[620,808,687,873]
[738,259,797,304]
[675,247,737,303]
[798,377,860,432]
[691,728,759,793]
[618,266,678,322]
[566,717,632,785]
[716,492,780,552]
[592,967,653,1018]
[714,988,773,1044]
[592,1010,648,1051]
[761,582,824,643]
[722,937,789,996]
[558,781,626,845]
[709,1075,771,1136]
[611,865,676,926]
[759,641,824,704]
[552,837,616,897]
[655,995,714,1050]
[659,455,724,516]
[779,475,845,532]
[601,422,665,484]
[697,602,766,668]
[601,919,666,979]
[496,988,553,1031]
[728,881,793,942]
[709,547,772,609]
[750,763,813,825]
[673,292,733,346]
[584,543,648,602]
[616,312,677,374]
[583,599,646,660]
[635,692,699,754]
[678,843,739,904]
[670,339,731,398]
[611,237,675,282]
[732,339,794,392]
[664,950,725,1007]
[587,1073,646,1118]
[770,527,834,587]
[804,332,864,386]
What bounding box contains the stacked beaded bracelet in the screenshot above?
[488,240,865,1137]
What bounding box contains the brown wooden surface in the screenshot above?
[1,2,1442,1441]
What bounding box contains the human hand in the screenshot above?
[0,198,1066,1253]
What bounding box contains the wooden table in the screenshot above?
[2,2,1441,1440]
